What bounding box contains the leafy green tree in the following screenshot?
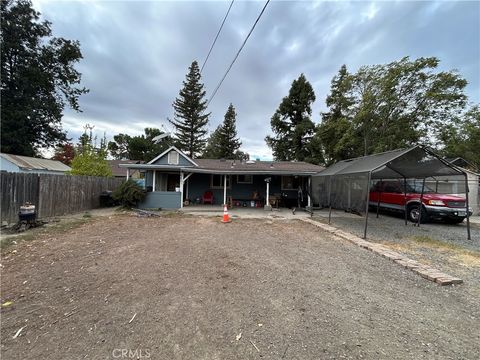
[69,128,112,177]
[439,105,480,169]
[1,0,88,156]
[265,74,316,162]
[170,61,210,158]
[107,128,171,162]
[317,57,469,164]
[203,104,242,159]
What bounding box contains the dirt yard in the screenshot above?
[1,214,479,359]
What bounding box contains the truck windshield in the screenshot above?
[407,181,435,194]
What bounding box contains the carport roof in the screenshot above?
[314,146,464,179]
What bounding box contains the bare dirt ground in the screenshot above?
[1,214,479,360]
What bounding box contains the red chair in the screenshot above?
[202,191,214,205]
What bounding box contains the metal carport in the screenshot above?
[312,146,472,240]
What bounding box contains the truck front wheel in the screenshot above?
[407,204,429,223]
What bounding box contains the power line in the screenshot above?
[200,0,235,74]
[207,0,270,107]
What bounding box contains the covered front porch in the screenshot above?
[133,169,313,211]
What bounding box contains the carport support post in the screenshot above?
[126,168,130,180]
[376,179,382,218]
[417,179,426,227]
[363,172,372,239]
[403,178,408,226]
[328,177,333,224]
[465,173,471,240]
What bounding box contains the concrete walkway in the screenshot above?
[180,206,312,219]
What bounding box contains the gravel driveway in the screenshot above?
[313,209,480,250]
[1,214,479,359]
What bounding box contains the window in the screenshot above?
[237,174,253,184]
[211,175,231,189]
[168,151,179,165]
[281,176,303,190]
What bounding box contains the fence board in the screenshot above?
[0,173,123,224]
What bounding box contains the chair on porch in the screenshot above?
[202,191,214,205]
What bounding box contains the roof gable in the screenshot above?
[148,146,197,166]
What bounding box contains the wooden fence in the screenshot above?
[0,173,123,224]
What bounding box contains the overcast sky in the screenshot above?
[33,0,479,160]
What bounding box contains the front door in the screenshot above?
[167,174,180,192]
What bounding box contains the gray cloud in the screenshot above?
[33,0,479,160]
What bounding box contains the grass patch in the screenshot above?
[384,235,480,268]
[0,218,91,250]
[410,235,463,251]
[83,212,92,218]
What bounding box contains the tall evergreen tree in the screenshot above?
[203,103,242,159]
[265,74,316,162]
[170,61,210,158]
[316,65,357,165]
[1,0,88,156]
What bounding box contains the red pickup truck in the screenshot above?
[370,180,472,224]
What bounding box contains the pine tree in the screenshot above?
[203,104,242,159]
[265,74,316,162]
[170,61,210,158]
[1,0,88,156]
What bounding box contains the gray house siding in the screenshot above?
[138,191,181,209]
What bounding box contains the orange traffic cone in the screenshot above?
[222,204,231,223]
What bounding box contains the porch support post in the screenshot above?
[223,175,228,206]
[180,171,184,209]
[152,170,156,192]
[126,168,130,180]
[307,177,312,208]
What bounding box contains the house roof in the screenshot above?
[314,146,464,179]
[193,159,324,174]
[107,160,143,176]
[118,146,324,175]
[119,158,323,175]
[0,153,71,172]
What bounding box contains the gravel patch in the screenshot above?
[312,209,480,291]
[313,209,480,251]
[1,215,479,359]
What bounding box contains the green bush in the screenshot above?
[112,179,146,208]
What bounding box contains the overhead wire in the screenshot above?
[206,0,271,107]
[200,0,235,73]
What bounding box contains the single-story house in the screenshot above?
[0,153,71,175]
[119,146,324,210]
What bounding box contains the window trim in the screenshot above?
[210,175,231,189]
[167,151,179,165]
[237,174,253,184]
